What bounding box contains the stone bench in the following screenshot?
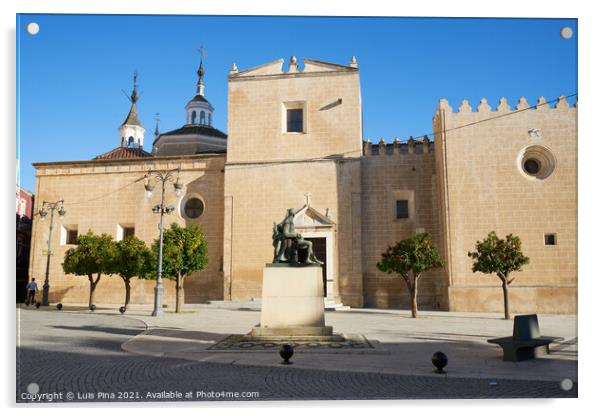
[487,314,562,361]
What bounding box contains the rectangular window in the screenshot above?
[396,200,409,219]
[61,224,78,245]
[287,109,304,133]
[544,233,556,246]
[123,227,135,239]
[116,223,135,241]
[66,229,78,245]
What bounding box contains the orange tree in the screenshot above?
[468,231,530,320]
[377,233,444,318]
[109,236,153,307]
[150,223,208,313]
[62,231,117,307]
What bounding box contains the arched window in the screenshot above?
[208,113,212,126]
[200,111,206,125]
[191,111,197,124]
[128,137,135,147]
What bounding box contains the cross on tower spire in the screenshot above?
[130,70,139,103]
[195,46,208,96]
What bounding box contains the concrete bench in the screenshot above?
[487,314,562,361]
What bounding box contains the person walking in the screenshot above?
[25,278,38,306]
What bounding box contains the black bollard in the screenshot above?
[279,344,294,365]
[56,303,63,311]
[89,304,96,312]
[119,306,126,314]
[432,351,448,374]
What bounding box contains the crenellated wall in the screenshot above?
[434,95,577,313]
[360,137,447,309]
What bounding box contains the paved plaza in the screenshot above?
[16,304,578,402]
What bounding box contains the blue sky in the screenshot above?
[17,14,577,192]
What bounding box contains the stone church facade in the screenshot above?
[28,56,577,313]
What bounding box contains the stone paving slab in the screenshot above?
[76,303,579,383]
[16,307,578,400]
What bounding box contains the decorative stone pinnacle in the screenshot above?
[288,56,298,73]
[555,95,569,110]
[516,97,530,110]
[350,55,358,68]
[438,98,452,112]
[458,99,472,113]
[477,98,491,113]
[230,63,238,73]
[536,96,549,110]
[497,97,510,112]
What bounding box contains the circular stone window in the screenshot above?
[517,145,556,180]
[523,158,541,175]
[182,196,205,219]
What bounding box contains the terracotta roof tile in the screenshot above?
[93,146,153,160]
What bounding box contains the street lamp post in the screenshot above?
[38,199,66,306]
[144,168,183,316]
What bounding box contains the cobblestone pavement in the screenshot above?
[16,309,577,402]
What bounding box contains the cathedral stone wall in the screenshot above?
[223,159,363,307]
[434,97,577,313]
[224,60,364,307]
[227,61,363,164]
[30,155,226,306]
[360,141,447,309]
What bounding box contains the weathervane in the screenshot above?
[122,70,140,104]
[196,46,208,80]
[197,45,208,59]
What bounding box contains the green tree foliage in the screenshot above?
[467,231,530,320]
[62,231,117,307]
[150,223,209,312]
[109,236,153,307]
[377,233,444,318]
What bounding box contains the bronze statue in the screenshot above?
[272,208,323,265]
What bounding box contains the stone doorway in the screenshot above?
[305,237,327,296]
[292,204,336,301]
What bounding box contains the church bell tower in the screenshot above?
[119,72,145,148]
[185,57,214,126]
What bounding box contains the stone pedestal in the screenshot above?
[250,264,334,338]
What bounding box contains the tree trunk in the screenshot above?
[403,274,418,318]
[175,275,184,313]
[88,275,96,307]
[123,278,131,307]
[501,279,510,320]
[176,275,182,313]
[410,284,418,318]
